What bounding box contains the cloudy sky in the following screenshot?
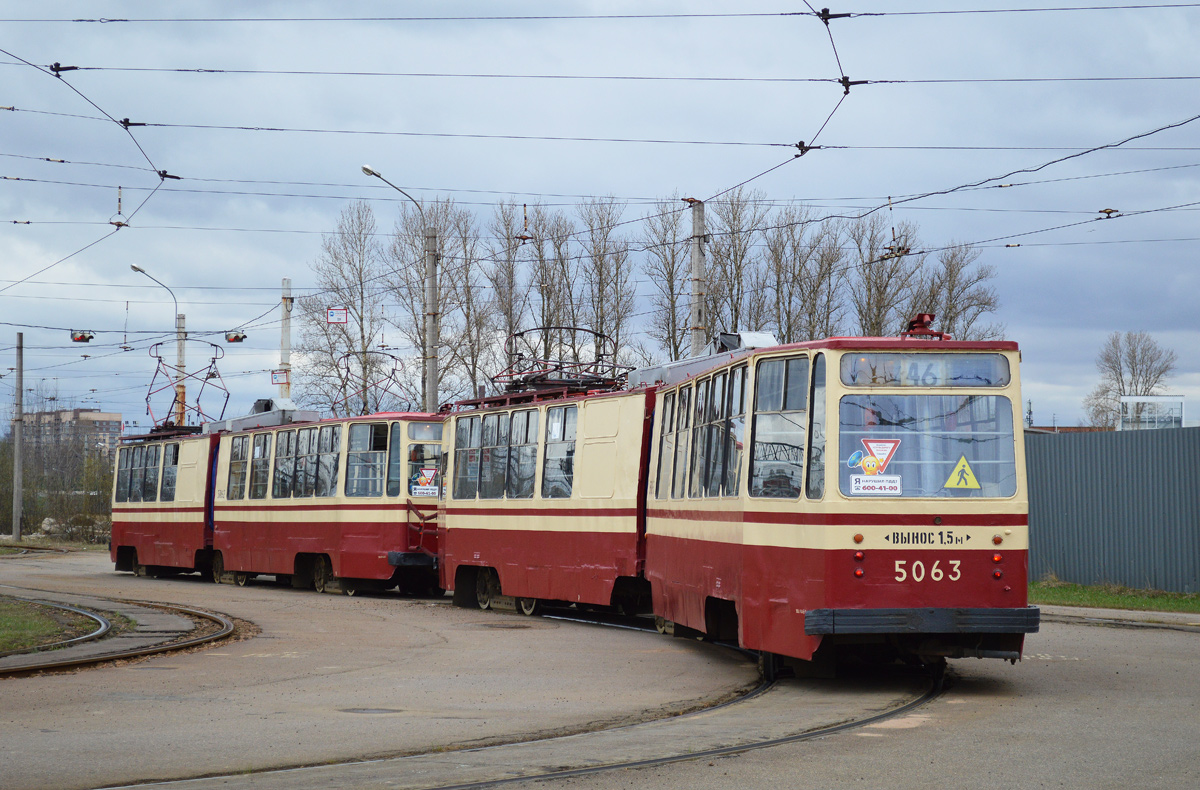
[2,1,1198,429]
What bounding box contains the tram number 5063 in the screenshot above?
[894,559,961,583]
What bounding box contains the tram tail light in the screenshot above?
[854,551,865,562]
[992,553,1003,563]
[854,568,865,578]
[993,535,1003,545]
[993,570,1003,579]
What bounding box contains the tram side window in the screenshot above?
[725,366,747,497]
[315,425,341,497]
[140,444,161,502]
[688,379,711,498]
[750,356,809,498]
[655,393,675,500]
[128,446,144,502]
[542,405,578,499]
[115,447,132,503]
[479,413,510,499]
[160,443,180,502]
[272,430,296,498]
[672,386,692,498]
[407,421,444,498]
[248,434,272,499]
[294,427,318,497]
[227,436,249,500]
[806,354,826,499]
[507,409,538,499]
[346,423,387,497]
[453,416,481,499]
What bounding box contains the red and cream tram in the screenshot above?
[642,328,1037,664]
[111,429,219,577]
[112,402,444,594]
[441,319,1038,665]
[439,386,654,613]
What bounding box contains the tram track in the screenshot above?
[90,597,943,790]
[0,600,111,659]
[0,588,237,677]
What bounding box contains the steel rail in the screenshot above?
[0,599,111,658]
[112,646,942,790]
[0,545,72,558]
[0,600,235,677]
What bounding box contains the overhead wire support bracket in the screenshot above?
[818,8,853,25]
[119,117,146,128]
[839,76,868,95]
[49,62,78,76]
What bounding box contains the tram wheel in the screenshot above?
[517,597,540,616]
[475,569,494,610]
[313,556,331,593]
[211,553,224,584]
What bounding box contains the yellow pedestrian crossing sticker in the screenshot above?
[944,455,981,489]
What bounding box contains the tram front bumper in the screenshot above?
[804,606,1040,635]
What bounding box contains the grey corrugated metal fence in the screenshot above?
[1026,427,1200,593]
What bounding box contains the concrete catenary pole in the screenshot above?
[687,198,707,357]
[11,333,23,541]
[280,277,292,400]
[424,228,439,413]
[175,313,187,425]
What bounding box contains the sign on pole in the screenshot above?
[326,307,349,324]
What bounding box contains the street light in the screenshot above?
[131,264,187,426]
[361,165,439,413]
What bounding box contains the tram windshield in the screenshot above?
[838,394,1017,498]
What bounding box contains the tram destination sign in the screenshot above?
[841,353,1010,388]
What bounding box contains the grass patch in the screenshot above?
[0,598,96,652]
[1030,579,1200,614]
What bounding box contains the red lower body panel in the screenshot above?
[111,517,208,571]
[213,514,437,581]
[442,528,641,606]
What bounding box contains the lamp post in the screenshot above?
[131,264,187,426]
[362,165,439,413]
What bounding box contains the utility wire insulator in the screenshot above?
[50,62,78,75]
[157,170,181,180]
[119,118,146,128]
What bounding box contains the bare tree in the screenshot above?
[384,198,466,407]
[906,242,1001,340]
[526,203,580,361]
[295,201,393,416]
[846,214,927,337]
[486,199,531,342]
[1083,331,1178,427]
[707,187,769,334]
[762,205,845,342]
[640,195,690,361]
[578,197,636,361]
[442,205,500,400]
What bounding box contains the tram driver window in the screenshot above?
[749,356,809,498]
